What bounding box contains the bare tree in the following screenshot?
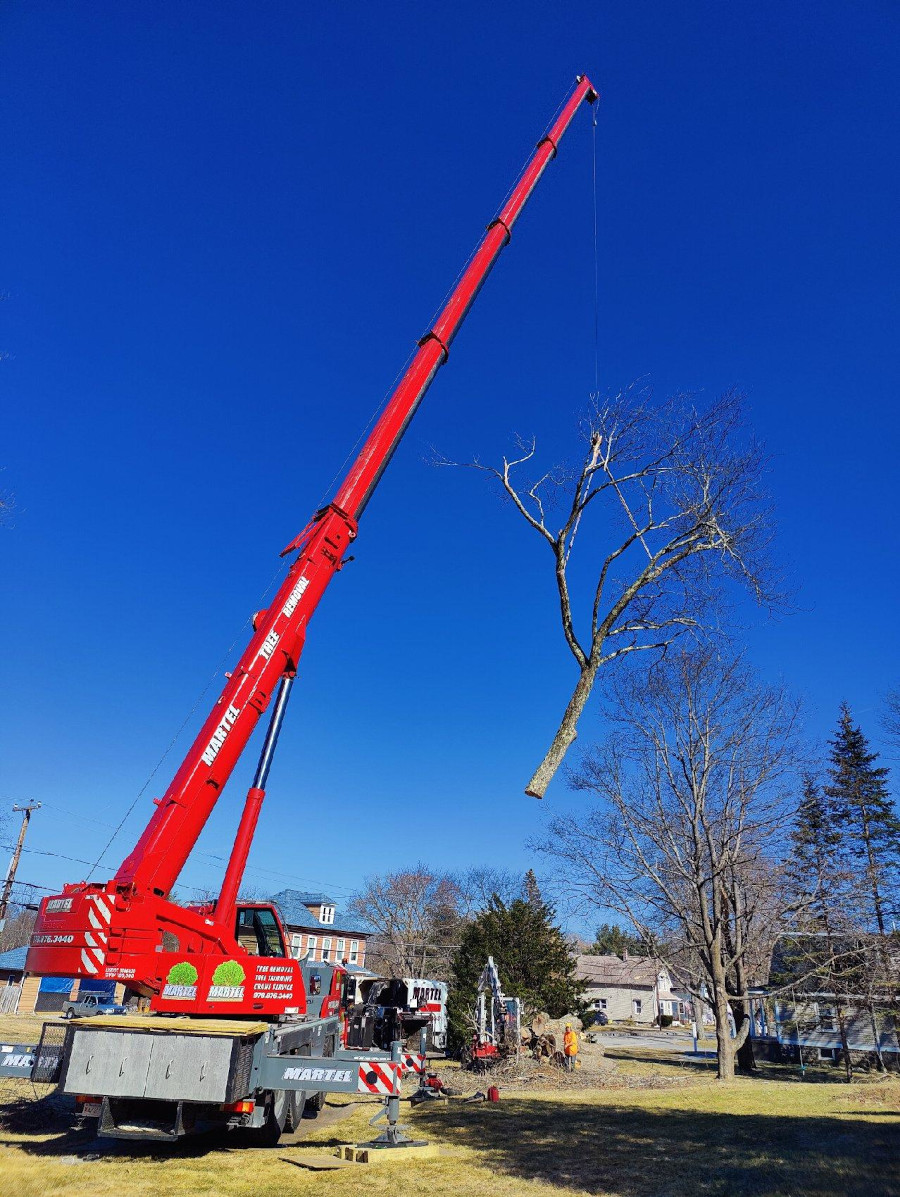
[0,904,37,953]
[536,648,800,1080]
[349,865,463,979]
[453,865,523,917]
[439,387,779,796]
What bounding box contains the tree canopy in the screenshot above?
[591,922,650,957]
[447,889,584,1052]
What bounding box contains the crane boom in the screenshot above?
[27,75,598,1002]
[115,74,598,898]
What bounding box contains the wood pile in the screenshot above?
[520,1012,596,1064]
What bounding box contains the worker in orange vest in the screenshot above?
[563,1024,578,1071]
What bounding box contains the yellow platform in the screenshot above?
[71,1014,268,1037]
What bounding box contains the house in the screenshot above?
[747,934,900,1066]
[576,953,685,1024]
[0,946,28,1014]
[0,945,127,1014]
[748,989,899,1066]
[270,890,370,968]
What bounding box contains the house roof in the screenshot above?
[0,945,28,973]
[281,891,334,906]
[270,889,372,936]
[576,953,664,989]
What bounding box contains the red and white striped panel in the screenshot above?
[81,894,112,976]
[401,1052,427,1075]
[357,1060,402,1095]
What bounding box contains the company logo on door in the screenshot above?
[207,960,246,1001]
[162,961,199,1000]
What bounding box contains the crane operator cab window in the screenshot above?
[235,906,286,957]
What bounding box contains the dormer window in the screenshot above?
[319,904,335,925]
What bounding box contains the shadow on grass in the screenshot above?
[0,1091,360,1161]
[414,1095,900,1197]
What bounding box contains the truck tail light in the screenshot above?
[222,1099,254,1114]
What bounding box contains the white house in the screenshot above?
[576,953,685,1024]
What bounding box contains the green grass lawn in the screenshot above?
[0,1012,897,1197]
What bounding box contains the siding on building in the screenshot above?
[576,954,682,1025]
[19,974,41,1014]
[752,994,899,1058]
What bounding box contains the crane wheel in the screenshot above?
[248,1089,294,1147]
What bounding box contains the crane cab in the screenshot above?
[234,904,288,958]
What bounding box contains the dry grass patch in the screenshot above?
[0,1012,897,1197]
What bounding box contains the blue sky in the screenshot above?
[2,2,898,927]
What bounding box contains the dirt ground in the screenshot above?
[1,1012,898,1197]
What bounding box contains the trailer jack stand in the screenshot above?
[360,1099,427,1149]
[358,1041,428,1150]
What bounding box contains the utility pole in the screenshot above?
[0,802,41,931]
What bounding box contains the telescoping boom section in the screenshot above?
[27,76,598,1016]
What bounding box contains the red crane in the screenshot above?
[28,76,598,1019]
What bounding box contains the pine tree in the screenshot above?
[591,922,648,957]
[825,703,900,935]
[447,890,585,1052]
[782,773,857,1079]
[786,774,843,926]
[522,869,543,907]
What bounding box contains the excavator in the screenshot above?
[462,956,523,1071]
[1,75,598,1144]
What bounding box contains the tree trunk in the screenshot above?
[730,999,756,1074]
[711,965,735,1081]
[714,1016,735,1080]
[868,1004,887,1073]
[526,663,597,798]
[836,1002,853,1082]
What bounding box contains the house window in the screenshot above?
[319,905,335,925]
[819,1047,837,1061]
[322,937,333,962]
[817,1004,836,1031]
[595,998,607,1011]
[307,935,318,959]
[290,933,304,959]
[349,940,359,964]
[633,999,643,1017]
[336,938,346,961]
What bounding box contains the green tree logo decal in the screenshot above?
[211,960,245,987]
[166,961,198,986]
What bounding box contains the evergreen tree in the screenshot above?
[825,703,900,934]
[522,869,543,907]
[781,773,859,1079]
[447,891,585,1053]
[591,922,648,957]
[786,774,843,925]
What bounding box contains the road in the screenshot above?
[597,1029,714,1054]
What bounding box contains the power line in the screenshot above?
[0,802,41,928]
